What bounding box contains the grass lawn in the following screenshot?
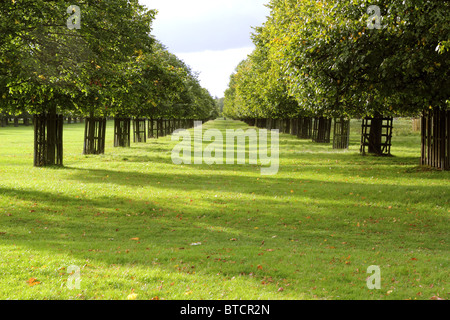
[0,118,448,300]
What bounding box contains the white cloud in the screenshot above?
[138,0,269,97]
[177,47,254,98]
[141,0,269,52]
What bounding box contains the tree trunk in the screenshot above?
[83,114,107,154]
[290,118,297,136]
[312,117,332,143]
[297,117,313,139]
[33,107,63,167]
[114,117,131,147]
[421,107,449,170]
[333,118,351,149]
[133,118,147,143]
[360,114,393,156]
[284,119,290,134]
[148,118,155,138]
[368,115,383,154]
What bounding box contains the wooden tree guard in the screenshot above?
[83,117,107,155]
[156,119,164,138]
[255,118,265,129]
[167,119,172,135]
[165,119,171,136]
[290,119,298,136]
[421,108,449,170]
[275,119,282,131]
[172,119,178,133]
[297,117,313,139]
[245,118,256,127]
[148,118,156,138]
[168,119,174,134]
[271,119,277,130]
[360,116,393,156]
[333,118,351,149]
[312,117,332,143]
[114,118,131,147]
[33,113,63,167]
[163,119,168,136]
[133,118,147,143]
[283,119,290,134]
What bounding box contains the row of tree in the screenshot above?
[224,0,449,170]
[0,0,218,166]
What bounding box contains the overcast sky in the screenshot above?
[139,0,270,98]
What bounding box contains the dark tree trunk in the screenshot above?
[114,117,131,147]
[165,119,170,136]
[368,116,382,154]
[421,107,449,170]
[333,118,351,149]
[360,114,393,156]
[133,118,147,143]
[297,117,313,139]
[33,108,63,167]
[83,115,107,155]
[290,118,297,136]
[148,118,155,138]
[312,117,332,143]
[157,119,163,138]
[286,119,290,134]
[266,118,272,130]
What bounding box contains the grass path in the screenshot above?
[0,119,448,300]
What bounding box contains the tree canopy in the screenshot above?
[224,0,450,120]
[1,0,216,120]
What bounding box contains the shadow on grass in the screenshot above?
[0,119,447,298]
[0,173,447,290]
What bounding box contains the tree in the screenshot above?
[225,0,450,164]
[1,0,156,161]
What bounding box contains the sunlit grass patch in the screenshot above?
[0,119,448,300]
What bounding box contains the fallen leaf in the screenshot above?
[127,293,138,300]
[27,278,40,286]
